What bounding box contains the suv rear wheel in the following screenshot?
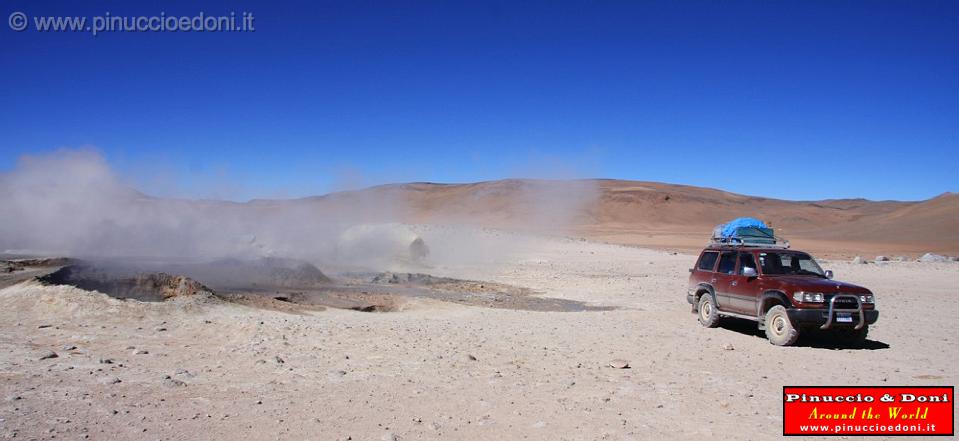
[697,294,720,328]
[764,305,799,346]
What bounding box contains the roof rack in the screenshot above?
[708,236,790,249]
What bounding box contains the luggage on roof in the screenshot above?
[710,217,788,248]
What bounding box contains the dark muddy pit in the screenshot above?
[33,260,612,313]
[265,272,614,313]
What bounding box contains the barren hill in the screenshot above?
[290,179,957,258]
[11,177,950,260]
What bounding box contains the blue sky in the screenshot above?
[2,0,956,201]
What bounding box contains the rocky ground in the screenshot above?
[1,229,957,440]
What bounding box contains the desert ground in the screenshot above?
[1,226,957,441]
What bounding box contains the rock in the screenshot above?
[132,349,149,355]
[874,256,890,262]
[723,343,735,351]
[155,327,167,332]
[381,433,398,441]
[37,350,58,360]
[466,354,477,361]
[274,356,285,364]
[98,358,114,364]
[162,376,186,387]
[895,256,907,262]
[851,256,866,264]
[37,324,53,329]
[98,376,121,385]
[918,253,949,263]
[5,395,22,402]
[61,345,77,351]
[608,359,630,369]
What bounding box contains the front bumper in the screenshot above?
[787,308,879,328]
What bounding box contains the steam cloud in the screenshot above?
[0,149,599,269]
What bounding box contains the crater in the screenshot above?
[35,261,613,313]
[38,265,212,302]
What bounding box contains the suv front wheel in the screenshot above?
[697,294,720,328]
[834,326,869,347]
[764,305,799,346]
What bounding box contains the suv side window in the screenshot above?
[697,251,719,271]
[717,252,737,274]
[739,252,757,275]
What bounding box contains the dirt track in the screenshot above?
[1,230,956,440]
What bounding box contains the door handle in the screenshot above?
[731,281,738,286]
[710,278,717,283]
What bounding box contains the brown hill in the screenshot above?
[291,179,956,258]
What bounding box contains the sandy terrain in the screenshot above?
[1,228,956,440]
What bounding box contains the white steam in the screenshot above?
[0,149,599,270]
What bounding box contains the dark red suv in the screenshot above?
[687,245,879,346]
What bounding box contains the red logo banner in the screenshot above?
[783,386,954,436]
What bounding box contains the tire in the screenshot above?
[834,326,868,347]
[697,294,720,328]
[764,305,799,346]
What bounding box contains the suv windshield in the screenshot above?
[758,252,825,277]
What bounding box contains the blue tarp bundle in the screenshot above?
[718,217,768,238]
[711,217,782,245]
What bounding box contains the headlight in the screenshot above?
[860,295,875,304]
[793,291,824,303]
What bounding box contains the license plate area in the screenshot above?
[836,312,853,323]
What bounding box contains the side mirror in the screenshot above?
[825,270,834,279]
[742,267,758,277]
